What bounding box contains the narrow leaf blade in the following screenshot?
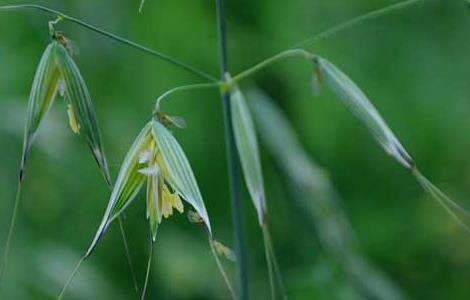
[20,42,61,180]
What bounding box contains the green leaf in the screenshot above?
[86,123,152,256]
[230,87,266,223]
[315,57,413,169]
[20,42,61,180]
[55,42,112,185]
[152,121,212,233]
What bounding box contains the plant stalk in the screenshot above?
[0,4,217,82]
[215,0,249,299]
[0,180,22,286]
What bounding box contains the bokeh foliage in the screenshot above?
[1,0,470,299]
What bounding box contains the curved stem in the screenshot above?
[0,4,217,82]
[141,239,154,300]
[262,226,276,300]
[0,181,22,286]
[229,0,427,86]
[155,82,221,112]
[118,216,139,293]
[230,49,313,84]
[262,224,287,300]
[293,0,426,49]
[57,255,86,300]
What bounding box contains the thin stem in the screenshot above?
[141,239,154,300]
[118,216,139,293]
[412,169,470,233]
[228,0,427,86]
[0,4,217,82]
[263,224,287,300]
[209,238,237,300]
[230,49,313,84]
[0,181,22,286]
[57,255,86,300]
[155,82,221,112]
[262,226,276,300]
[293,0,427,49]
[215,0,249,298]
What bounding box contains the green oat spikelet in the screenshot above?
[19,35,111,185]
[152,120,211,231]
[230,86,266,223]
[20,42,61,181]
[230,86,286,299]
[55,40,112,185]
[87,119,211,255]
[313,56,470,232]
[314,56,413,169]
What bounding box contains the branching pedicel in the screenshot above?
[1,0,469,299]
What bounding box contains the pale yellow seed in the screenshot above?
[161,186,173,218]
[172,193,184,213]
[66,103,80,134]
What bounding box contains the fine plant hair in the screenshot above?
[1,0,469,299]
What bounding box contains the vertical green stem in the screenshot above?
[262,225,276,300]
[209,238,237,300]
[57,255,86,300]
[0,180,23,286]
[141,238,154,300]
[215,0,249,298]
[118,216,139,293]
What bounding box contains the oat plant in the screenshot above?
[1,0,469,299]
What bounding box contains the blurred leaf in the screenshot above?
[230,87,266,223]
[55,42,112,185]
[20,42,61,180]
[315,57,413,169]
[139,0,146,13]
[152,121,211,233]
[248,88,405,300]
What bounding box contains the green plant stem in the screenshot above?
[0,181,22,286]
[118,216,139,293]
[0,4,217,82]
[215,0,249,299]
[209,238,237,300]
[57,255,86,300]
[262,224,287,299]
[229,0,427,85]
[262,225,276,300]
[141,239,154,300]
[293,0,427,49]
[155,82,221,112]
[230,49,313,84]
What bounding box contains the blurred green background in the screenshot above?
[1,0,470,299]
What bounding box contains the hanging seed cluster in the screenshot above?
[2,3,470,299]
[20,33,111,185]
